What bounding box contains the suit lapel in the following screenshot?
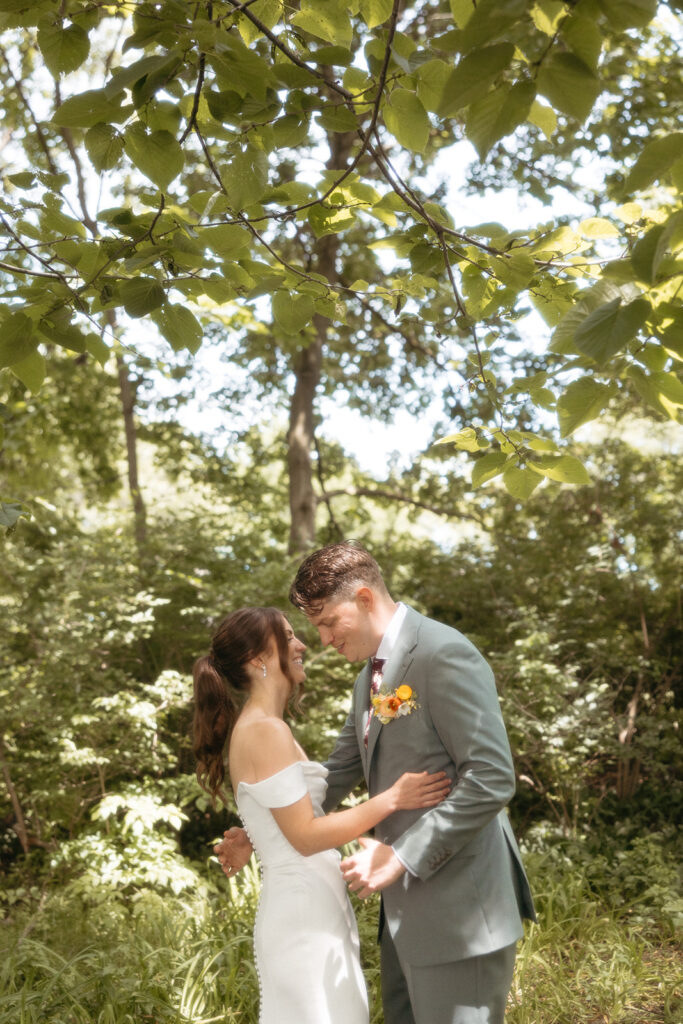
[365,609,420,768]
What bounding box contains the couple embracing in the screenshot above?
[193,541,535,1024]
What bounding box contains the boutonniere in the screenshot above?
[372,684,419,725]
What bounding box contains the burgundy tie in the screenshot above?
[364,657,386,748]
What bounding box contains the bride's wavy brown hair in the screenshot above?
[192,607,299,804]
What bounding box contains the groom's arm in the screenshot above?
[391,636,515,880]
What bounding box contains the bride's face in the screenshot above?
[260,618,306,686]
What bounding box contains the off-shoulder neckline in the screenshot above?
[236,760,326,793]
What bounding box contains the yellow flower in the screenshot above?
[395,684,413,701]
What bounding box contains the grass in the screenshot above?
[1,852,680,1024]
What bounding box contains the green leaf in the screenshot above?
[415,60,452,114]
[631,211,683,284]
[550,281,625,354]
[272,291,315,334]
[557,378,615,437]
[226,147,269,210]
[599,0,657,31]
[471,450,508,487]
[359,0,393,29]
[578,217,620,239]
[0,502,27,529]
[438,44,515,117]
[536,52,600,123]
[623,133,683,193]
[85,333,110,367]
[627,365,682,419]
[38,319,88,352]
[7,171,35,189]
[124,124,184,192]
[434,427,486,452]
[153,304,203,354]
[292,2,353,47]
[574,296,650,365]
[120,278,166,318]
[199,224,251,257]
[491,250,535,289]
[52,89,126,128]
[38,21,90,76]
[308,204,356,237]
[561,14,603,69]
[528,99,557,139]
[104,54,181,99]
[11,350,45,393]
[0,312,36,367]
[384,89,431,153]
[503,464,542,501]
[529,454,591,485]
[85,123,125,173]
[466,80,535,159]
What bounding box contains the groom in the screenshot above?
[217,541,535,1024]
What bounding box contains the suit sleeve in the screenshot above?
[322,694,365,813]
[391,636,515,881]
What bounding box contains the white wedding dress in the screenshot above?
[236,761,369,1024]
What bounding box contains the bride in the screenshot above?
[192,606,449,1024]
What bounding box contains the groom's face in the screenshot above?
[306,591,378,663]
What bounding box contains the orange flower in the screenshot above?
[377,695,401,718]
[395,684,413,701]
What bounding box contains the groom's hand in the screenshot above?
[214,826,253,878]
[341,836,406,898]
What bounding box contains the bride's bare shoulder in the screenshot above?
[230,714,299,784]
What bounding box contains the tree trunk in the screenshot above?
[286,125,355,554]
[0,738,30,855]
[116,351,147,558]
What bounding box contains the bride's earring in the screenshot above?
[261,662,267,678]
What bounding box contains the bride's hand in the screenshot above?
[390,770,451,811]
[214,826,253,877]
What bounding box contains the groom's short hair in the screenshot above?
[289,540,388,614]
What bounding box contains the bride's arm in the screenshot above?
[248,720,449,857]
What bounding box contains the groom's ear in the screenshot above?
[355,586,374,611]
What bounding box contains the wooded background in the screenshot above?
[1,2,681,1022]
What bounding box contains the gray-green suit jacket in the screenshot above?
[323,606,535,967]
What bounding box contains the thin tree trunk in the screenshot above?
[287,325,324,554]
[0,738,30,854]
[115,350,147,556]
[286,124,355,554]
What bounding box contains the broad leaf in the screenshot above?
[11,350,45,393]
[537,52,600,123]
[199,224,251,257]
[573,296,650,365]
[124,124,184,192]
[272,291,315,334]
[624,133,683,193]
[52,90,127,128]
[85,124,125,173]
[384,89,431,153]
[438,44,515,117]
[120,278,166,318]
[153,304,203,354]
[226,147,269,210]
[471,450,508,487]
[292,2,353,47]
[529,454,591,485]
[557,378,615,437]
[0,311,36,367]
[38,22,90,76]
[466,80,535,159]
[503,464,542,501]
